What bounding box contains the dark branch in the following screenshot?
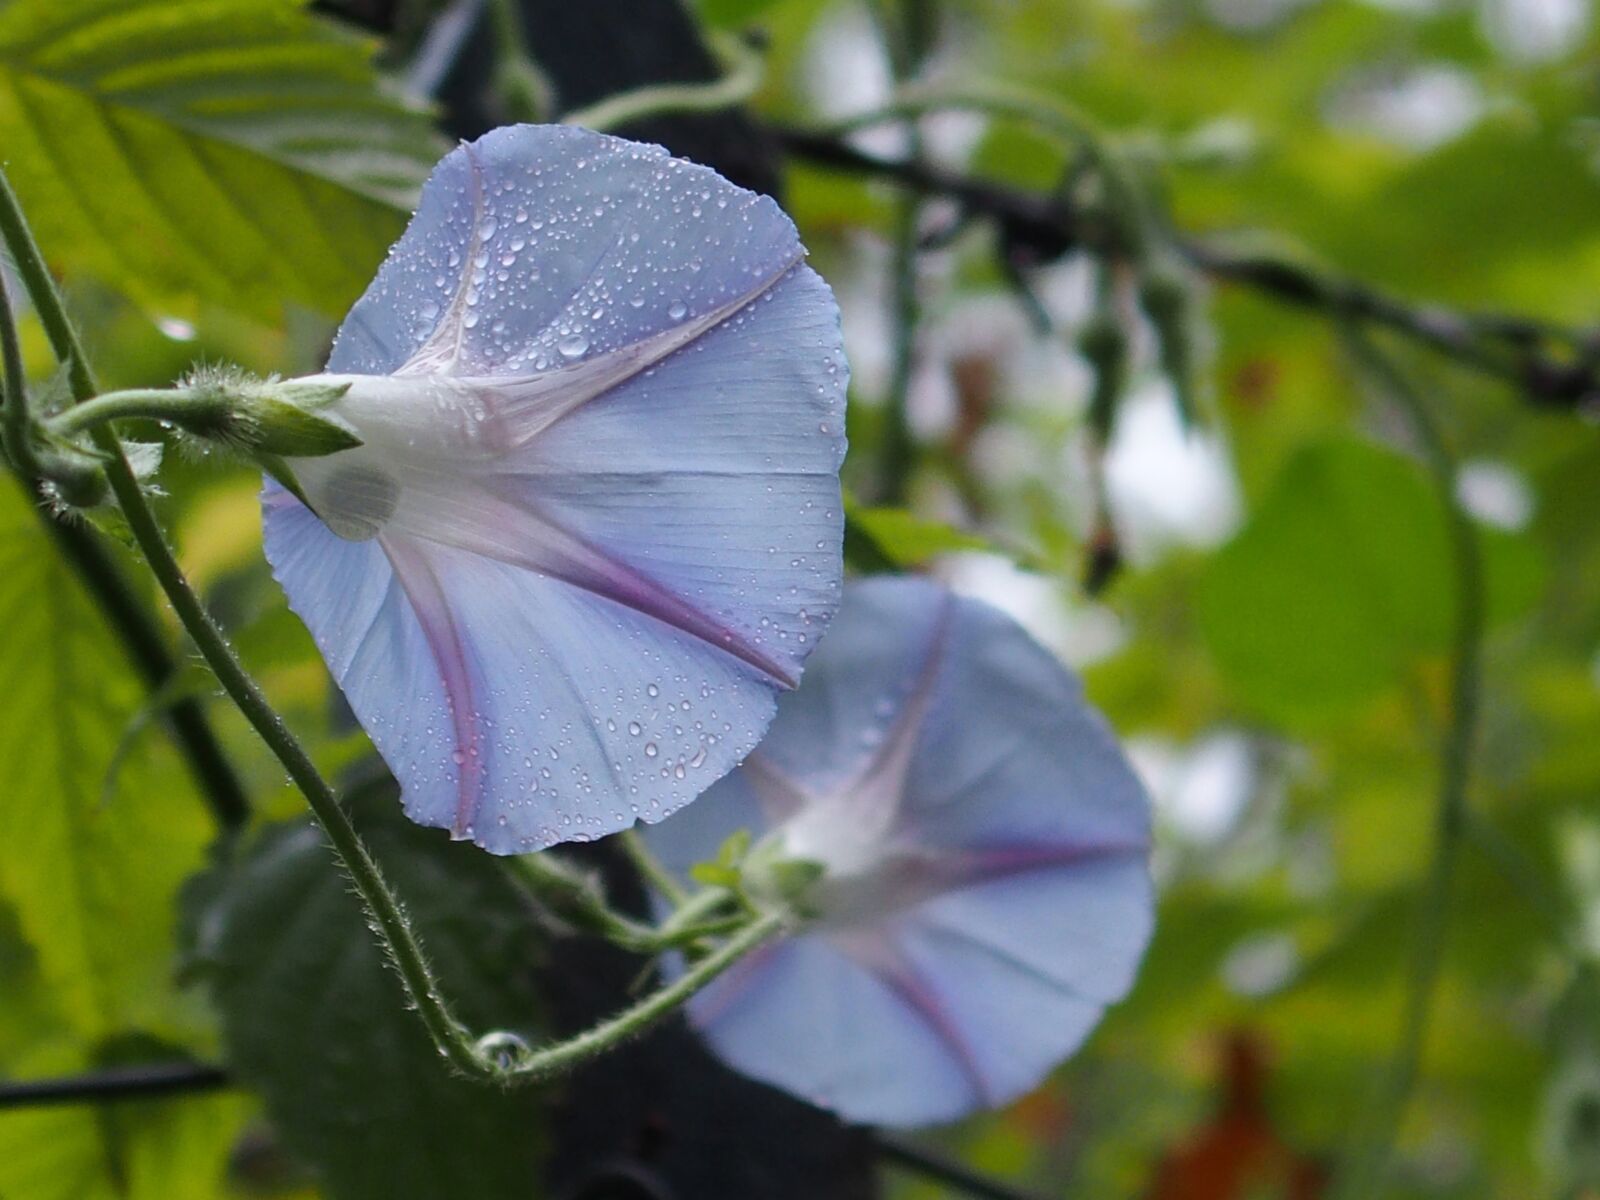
[772,124,1600,412]
[0,1062,230,1110]
[871,1132,1057,1200]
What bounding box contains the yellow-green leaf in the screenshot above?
[0,0,443,320]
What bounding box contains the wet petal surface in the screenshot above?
[264,125,846,852]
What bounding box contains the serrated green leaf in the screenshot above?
[0,480,215,1039]
[0,0,443,320]
[185,783,548,1200]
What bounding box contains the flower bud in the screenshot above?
[1078,312,1128,442]
[1140,266,1203,425]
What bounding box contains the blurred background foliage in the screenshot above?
[1,0,1598,1197]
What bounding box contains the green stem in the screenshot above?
[486,0,551,123]
[504,910,784,1082]
[880,193,920,505]
[1329,330,1486,1200]
[561,31,764,133]
[654,884,739,943]
[509,851,660,952]
[0,916,786,1103]
[511,843,744,953]
[46,387,230,441]
[0,174,247,832]
[0,268,36,475]
[869,1,931,505]
[619,828,688,906]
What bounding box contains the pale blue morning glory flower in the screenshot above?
[263,125,848,853]
[645,577,1154,1127]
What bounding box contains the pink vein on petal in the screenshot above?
[553,534,801,688]
[837,591,954,832]
[475,254,806,449]
[398,141,488,377]
[418,485,800,687]
[941,840,1150,889]
[840,931,992,1109]
[381,535,485,836]
[740,751,812,824]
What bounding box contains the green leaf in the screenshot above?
[184,783,548,1200]
[0,0,443,320]
[1198,435,1539,723]
[845,496,994,567]
[695,0,788,28]
[0,480,215,1039]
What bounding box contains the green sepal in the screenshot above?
[256,452,315,509]
[689,828,753,889]
[247,393,361,457]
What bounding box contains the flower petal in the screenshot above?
[327,124,808,379]
[728,575,949,803]
[267,126,848,852]
[495,261,846,690]
[644,577,1154,1126]
[898,590,1150,856]
[261,489,461,811]
[267,508,798,850]
[686,934,981,1126]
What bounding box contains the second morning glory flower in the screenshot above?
[263,125,848,853]
[645,577,1154,1127]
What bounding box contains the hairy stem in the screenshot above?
[0,173,248,832]
[0,918,784,1101]
[505,910,784,1081]
[509,850,660,952]
[1329,330,1486,1200]
[0,164,495,1078]
[47,387,228,439]
[0,268,39,477]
